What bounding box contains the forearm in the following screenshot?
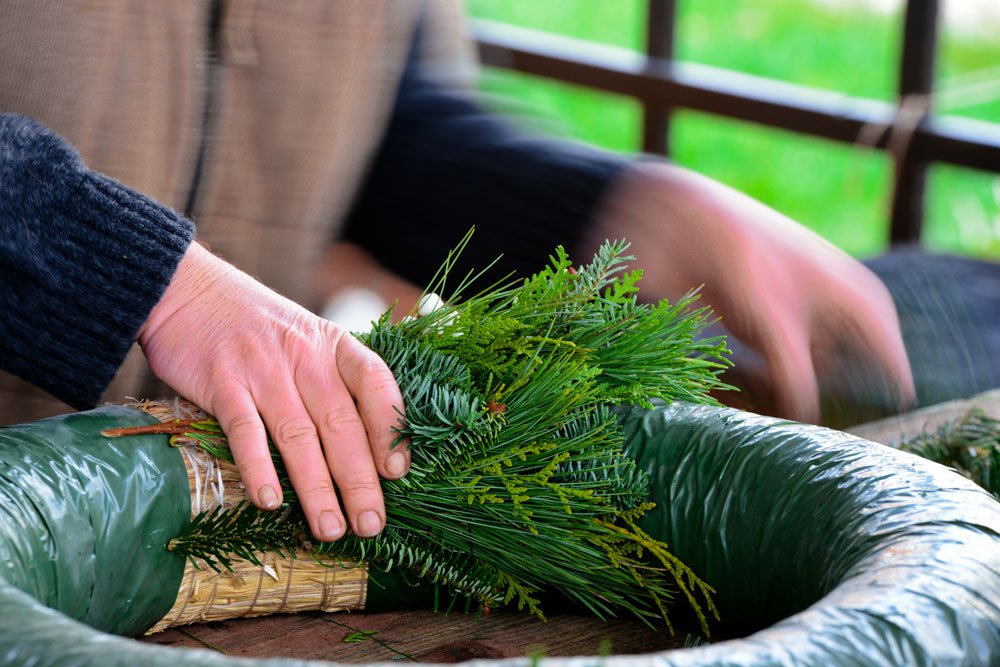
[0,114,194,408]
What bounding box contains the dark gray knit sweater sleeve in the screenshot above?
[342,51,630,287]
[0,114,195,409]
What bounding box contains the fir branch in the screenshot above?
[168,500,303,572]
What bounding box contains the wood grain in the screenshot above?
[145,609,689,663]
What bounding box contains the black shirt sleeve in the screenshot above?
[0,114,195,409]
[342,36,630,288]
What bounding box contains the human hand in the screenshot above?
[138,243,408,541]
[580,162,915,424]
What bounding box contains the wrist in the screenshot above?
[319,243,424,323]
[139,243,225,347]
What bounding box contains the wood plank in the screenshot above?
[848,388,1000,445]
[145,609,689,663]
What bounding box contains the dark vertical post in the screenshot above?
[890,0,939,244]
[642,0,677,155]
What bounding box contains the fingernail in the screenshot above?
[319,510,344,540]
[356,510,383,537]
[258,485,280,510]
[385,451,409,477]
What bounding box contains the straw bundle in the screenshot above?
[135,400,367,635]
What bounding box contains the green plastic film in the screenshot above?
[621,402,1000,665]
[0,406,189,637]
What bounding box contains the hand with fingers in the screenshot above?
[138,242,408,542]
[580,162,916,425]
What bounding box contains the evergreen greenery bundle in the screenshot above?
[162,239,731,633]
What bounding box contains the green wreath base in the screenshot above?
[0,402,997,666]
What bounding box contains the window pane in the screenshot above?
[675,0,899,100]
[936,1,1000,123]
[926,165,1000,257]
[465,0,1000,259]
[478,70,642,154]
[672,111,893,256]
[466,0,644,50]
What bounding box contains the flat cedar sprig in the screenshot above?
[165,239,730,635]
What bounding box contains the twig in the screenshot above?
[175,627,228,654]
[315,616,416,661]
[102,420,202,438]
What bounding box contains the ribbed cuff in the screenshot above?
[1,116,194,408]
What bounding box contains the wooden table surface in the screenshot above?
[847,388,1000,444]
[146,608,690,663]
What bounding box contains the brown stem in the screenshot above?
[101,420,201,438]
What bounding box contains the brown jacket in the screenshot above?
[0,0,471,422]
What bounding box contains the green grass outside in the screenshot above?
[466,0,1000,258]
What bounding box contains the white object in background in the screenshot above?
[417,293,446,316]
[320,288,388,334]
[417,292,460,330]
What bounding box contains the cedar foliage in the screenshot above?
[168,238,731,633]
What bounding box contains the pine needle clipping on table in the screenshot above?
[155,238,732,634]
[894,408,1000,500]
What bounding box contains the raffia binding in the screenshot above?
[134,399,367,635]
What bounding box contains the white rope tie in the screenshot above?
[179,442,227,515]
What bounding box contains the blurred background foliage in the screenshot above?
[466,0,1000,259]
